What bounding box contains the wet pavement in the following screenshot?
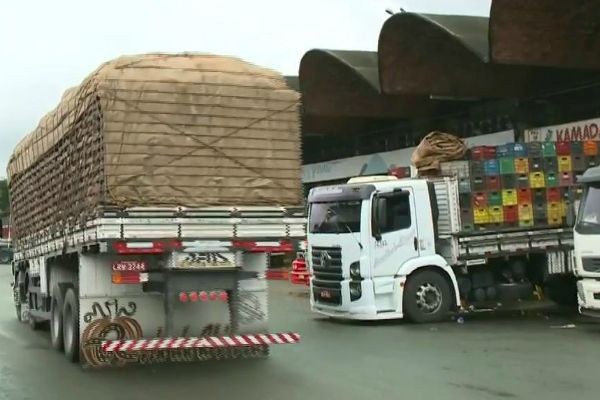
[0,265,599,400]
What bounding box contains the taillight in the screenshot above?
[232,240,294,253]
[112,271,148,284]
[112,240,182,254]
[179,291,228,303]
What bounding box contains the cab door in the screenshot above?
[369,188,419,278]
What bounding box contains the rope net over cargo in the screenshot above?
[7,53,302,243]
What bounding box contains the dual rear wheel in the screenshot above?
[50,284,80,362]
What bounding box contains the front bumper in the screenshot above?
[310,278,403,320]
[577,279,600,315]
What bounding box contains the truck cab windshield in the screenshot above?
[578,185,600,230]
[309,201,361,234]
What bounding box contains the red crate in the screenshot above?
[486,176,501,191]
[517,188,532,204]
[559,171,573,187]
[546,187,562,203]
[471,146,497,160]
[556,141,571,155]
[473,192,488,207]
[503,205,519,223]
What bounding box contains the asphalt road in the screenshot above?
[1,265,599,400]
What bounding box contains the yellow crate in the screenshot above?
[560,200,568,217]
[488,206,504,223]
[502,189,517,206]
[474,208,489,225]
[558,156,572,172]
[519,219,534,227]
[547,216,562,226]
[514,157,529,174]
[547,202,562,220]
[529,172,545,188]
[518,203,533,221]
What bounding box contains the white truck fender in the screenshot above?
[396,255,461,308]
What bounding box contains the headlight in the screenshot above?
[350,262,361,280]
[349,282,362,301]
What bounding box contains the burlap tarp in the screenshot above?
[7,53,302,242]
[411,131,467,173]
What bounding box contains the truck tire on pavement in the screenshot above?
[14,272,23,322]
[62,288,80,362]
[50,283,67,351]
[404,269,452,323]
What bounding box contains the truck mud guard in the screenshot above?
[102,332,300,352]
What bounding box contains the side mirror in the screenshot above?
[373,197,387,240]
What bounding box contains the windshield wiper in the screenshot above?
[326,207,363,250]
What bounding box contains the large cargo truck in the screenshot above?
[5,54,304,366]
[306,140,588,322]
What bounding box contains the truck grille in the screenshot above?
[582,257,600,273]
[311,246,342,305]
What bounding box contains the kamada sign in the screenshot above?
[525,118,600,142]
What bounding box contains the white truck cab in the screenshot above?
[574,166,600,317]
[307,176,460,322]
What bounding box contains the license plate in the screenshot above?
[112,260,146,272]
[174,252,235,268]
[320,289,332,299]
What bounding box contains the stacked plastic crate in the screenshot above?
[441,141,596,232]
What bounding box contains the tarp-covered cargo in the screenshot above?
[7,53,302,242]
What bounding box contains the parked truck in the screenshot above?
[5,54,304,366]
[306,140,585,322]
[573,166,600,317]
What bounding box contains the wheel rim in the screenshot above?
[64,304,73,351]
[52,300,60,337]
[415,282,443,314]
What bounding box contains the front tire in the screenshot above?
[62,288,80,362]
[403,269,452,323]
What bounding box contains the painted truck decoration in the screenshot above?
[6,54,305,367]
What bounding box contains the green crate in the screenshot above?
[499,157,515,174]
[487,191,503,206]
[545,171,558,187]
[542,142,556,157]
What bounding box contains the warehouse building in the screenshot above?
[292,0,600,191]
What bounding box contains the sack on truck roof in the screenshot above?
[411,131,467,176]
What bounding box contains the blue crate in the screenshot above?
[484,159,499,176]
[496,144,513,157]
[511,143,527,157]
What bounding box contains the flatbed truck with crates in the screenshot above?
[5,54,305,366]
[306,140,589,322]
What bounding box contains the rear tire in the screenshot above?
[14,272,23,322]
[404,269,452,323]
[62,288,80,363]
[50,284,66,351]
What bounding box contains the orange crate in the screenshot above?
[558,156,572,172]
[529,172,545,188]
[584,140,598,156]
[514,158,529,174]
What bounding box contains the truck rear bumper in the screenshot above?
[577,279,600,315]
[102,332,300,352]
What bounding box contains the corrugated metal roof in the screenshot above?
[490,0,600,69]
